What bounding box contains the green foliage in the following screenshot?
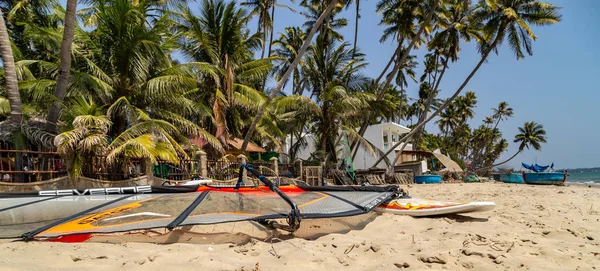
[515,121,547,151]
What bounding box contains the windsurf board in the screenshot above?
[375,197,496,217]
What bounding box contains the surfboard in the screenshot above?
[375,197,496,217]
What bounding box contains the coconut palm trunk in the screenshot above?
[493,118,501,130]
[267,3,275,57]
[372,26,506,169]
[352,0,359,58]
[350,0,439,158]
[474,149,521,173]
[46,0,78,133]
[261,23,267,59]
[261,3,276,91]
[241,0,338,152]
[0,9,23,124]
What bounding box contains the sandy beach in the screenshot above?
[2,182,599,271]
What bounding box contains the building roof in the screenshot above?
[377,122,411,134]
[226,138,267,153]
[189,137,266,153]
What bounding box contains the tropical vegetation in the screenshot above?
[0,0,561,178]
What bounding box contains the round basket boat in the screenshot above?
[415,174,442,184]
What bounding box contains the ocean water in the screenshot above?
[565,172,600,185]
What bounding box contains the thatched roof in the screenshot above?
[189,137,266,153]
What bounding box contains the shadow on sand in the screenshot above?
[414,214,489,223]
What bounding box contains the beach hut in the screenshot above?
[189,137,267,156]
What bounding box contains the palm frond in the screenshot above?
[107,97,138,127]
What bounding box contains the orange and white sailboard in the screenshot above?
[375,197,496,217]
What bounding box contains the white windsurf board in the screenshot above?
[375,197,496,217]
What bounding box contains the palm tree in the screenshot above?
[374,0,439,101]
[46,0,77,133]
[401,0,484,155]
[395,53,418,91]
[476,121,546,171]
[276,41,383,162]
[241,0,339,152]
[454,91,477,124]
[266,1,295,59]
[450,122,472,160]
[54,97,111,178]
[14,0,223,162]
[177,0,272,141]
[301,1,347,45]
[377,0,422,44]
[420,0,484,132]
[55,97,187,178]
[486,138,508,167]
[1,0,57,60]
[483,116,495,127]
[85,0,222,159]
[411,52,445,150]
[468,124,498,169]
[436,104,458,138]
[301,37,368,96]
[241,0,295,59]
[384,85,409,123]
[0,8,23,124]
[242,0,272,58]
[429,0,484,63]
[492,101,513,129]
[271,27,305,94]
[469,101,513,168]
[466,102,513,169]
[374,0,561,169]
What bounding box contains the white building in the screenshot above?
[355,122,418,170]
[282,122,428,172]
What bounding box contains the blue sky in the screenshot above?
[240,0,598,169]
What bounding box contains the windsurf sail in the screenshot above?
[0,163,402,242]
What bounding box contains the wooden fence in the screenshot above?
[206,158,240,181]
[0,150,68,183]
[0,148,301,183]
[304,166,322,186]
[154,159,202,181]
[82,157,144,181]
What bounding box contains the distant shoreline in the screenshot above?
[557,167,600,173]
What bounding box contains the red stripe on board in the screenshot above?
[46,233,92,243]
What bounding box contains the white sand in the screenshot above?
[1,182,599,270]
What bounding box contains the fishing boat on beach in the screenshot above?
[521,163,567,185]
[500,173,524,184]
